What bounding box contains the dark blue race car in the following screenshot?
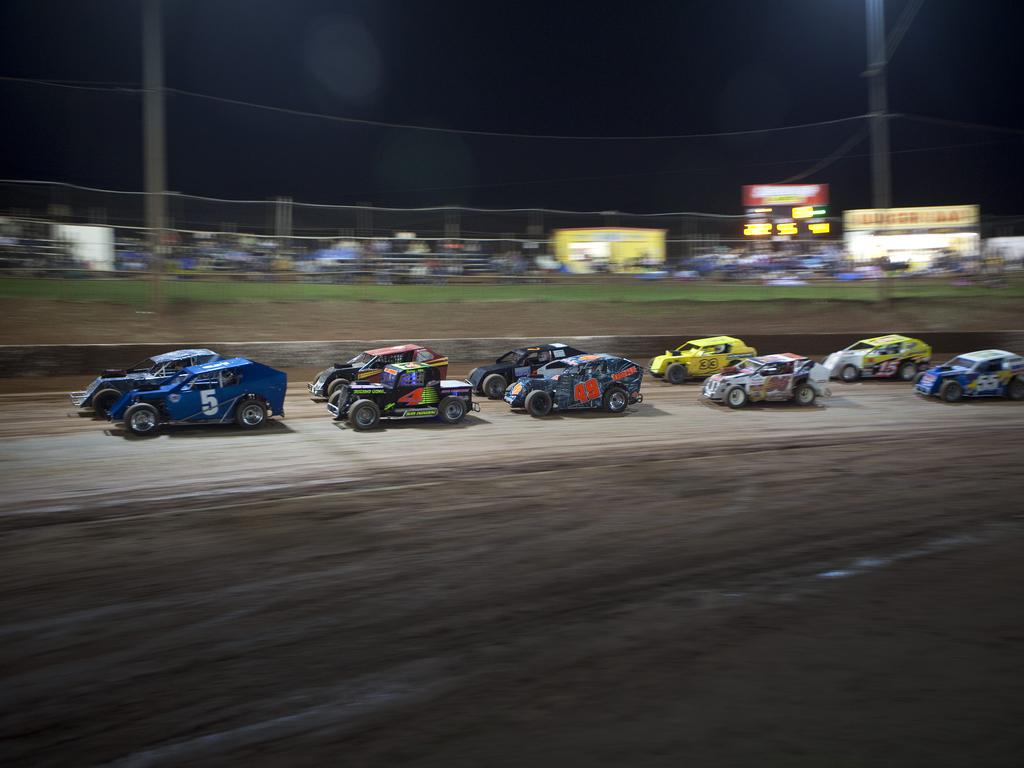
[914,349,1024,402]
[503,353,644,417]
[108,358,287,435]
[70,348,220,415]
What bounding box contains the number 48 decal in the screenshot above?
[574,379,601,402]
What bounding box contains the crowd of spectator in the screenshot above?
[1,217,1020,284]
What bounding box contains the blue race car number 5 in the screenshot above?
[201,390,219,415]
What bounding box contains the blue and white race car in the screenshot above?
[70,348,220,415]
[914,349,1024,403]
[503,353,643,417]
[108,358,287,435]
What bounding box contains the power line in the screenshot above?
[1,75,872,139]
[775,130,868,184]
[897,112,1024,137]
[0,75,143,93]
[0,136,1006,209]
[163,86,869,140]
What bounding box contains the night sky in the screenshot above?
[1,0,1022,214]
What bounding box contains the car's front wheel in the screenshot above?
[665,363,687,385]
[913,372,925,385]
[348,399,381,430]
[438,396,468,424]
[840,364,859,383]
[524,389,553,417]
[326,378,350,399]
[482,373,507,399]
[92,388,121,417]
[726,386,749,409]
[794,383,816,406]
[603,386,629,413]
[124,403,160,436]
[940,380,963,403]
[235,397,268,429]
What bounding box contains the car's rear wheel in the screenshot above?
[92,388,121,416]
[726,387,748,409]
[1007,376,1024,401]
[482,373,507,399]
[326,378,350,399]
[840,364,859,383]
[665,363,687,385]
[235,397,267,429]
[125,403,160,436]
[940,380,963,403]
[897,361,917,381]
[603,386,629,413]
[328,384,351,420]
[348,399,381,430]
[438,396,468,424]
[524,389,553,417]
[794,383,816,406]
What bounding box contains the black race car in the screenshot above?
[308,343,448,399]
[503,353,644,417]
[327,361,478,430]
[69,348,220,415]
[468,343,586,399]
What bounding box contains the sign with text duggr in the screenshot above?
[843,205,979,232]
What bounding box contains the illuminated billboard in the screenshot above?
[742,184,829,208]
[843,205,979,232]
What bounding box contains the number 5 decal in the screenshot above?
[201,390,219,415]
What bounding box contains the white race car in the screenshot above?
[702,353,831,409]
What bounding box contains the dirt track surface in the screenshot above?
[1,373,1024,766]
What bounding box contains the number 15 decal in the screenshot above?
[574,379,601,402]
[201,390,219,415]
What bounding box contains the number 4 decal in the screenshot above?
[200,390,219,415]
[573,379,601,402]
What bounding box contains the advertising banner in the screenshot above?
[742,184,829,207]
[843,205,979,232]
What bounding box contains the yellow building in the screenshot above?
[552,227,666,273]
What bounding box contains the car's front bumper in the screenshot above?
[701,379,725,402]
[69,391,89,407]
[914,375,940,397]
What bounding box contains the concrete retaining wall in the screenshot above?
[2,332,1024,377]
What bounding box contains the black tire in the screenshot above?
[665,363,687,385]
[124,402,160,436]
[348,399,381,430]
[1007,376,1024,401]
[840,364,859,383]
[235,396,268,429]
[329,387,349,420]
[725,386,749,409]
[913,372,924,385]
[482,373,507,399]
[603,386,629,413]
[92,388,122,416]
[438,396,468,424]
[897,361,917,381]
[794,383,816,406]
[524,389,553,417]
[326,378,350,399]
[940,380,963,403]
